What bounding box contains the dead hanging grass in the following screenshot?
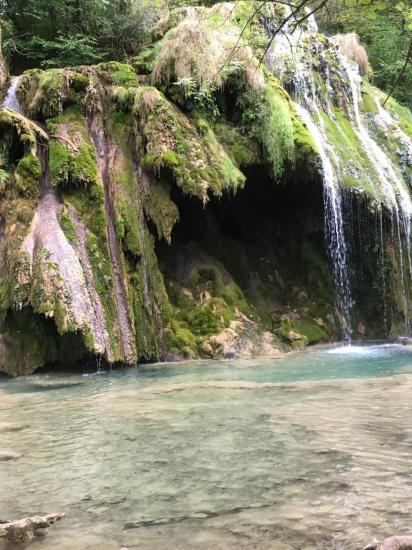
[136,87,160,117]
[332,33,369,75]
[152,15,265,91]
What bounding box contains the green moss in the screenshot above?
[19,68,65,119]
[131,48,156,75]
[117,197,142,257]
[29,248,71,331]
[72,74,90,92]
[162,150,179,167]
[15,154,41,198]
[128,228,171,359]
[85,231,121,357]
[165,319,197,354]
[291,107,318,157]
[296,318,328,343]
[275,315,308,349]
[240,76,295,178]
[59,209,77,245]
[214,122,260,166]
[48,110,98,188]
[106,111,172,360]
[0,110,47,152]
[49,141,71,185]
[144,179,179,243]
[320,108,380,199]
[188,302,221,336]
[360,83,379,114]
[97,62,138,86]
[228,1,269,57]
[113,86,138,112]
[386,96,412,136]
[133,87,245,201]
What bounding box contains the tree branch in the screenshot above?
[383,36,412,106]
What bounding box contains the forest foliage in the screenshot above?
[0,0,411,107]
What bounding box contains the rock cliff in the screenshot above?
[1,3,412,375]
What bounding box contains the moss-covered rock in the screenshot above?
[14,154,41,198]
[133,86,245,201]
[2,2,412,375]
[47,109,98,187]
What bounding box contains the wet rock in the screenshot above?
[0,513,65,543]
[364,535,412,549]
[396,336,412,346]
[314,317,326,328]
[199,341,214,358]
[357,322,366,336]
[0,451,21,461]
[287,330,303,341]
[0,422,27,432]
[160,353,182,362]
[298,291,308,301]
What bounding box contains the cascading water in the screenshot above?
[294,104,353,340]
[2,76,22,113]
[265,10,353,341]
[265,5,412,335]
[341,56,412,327]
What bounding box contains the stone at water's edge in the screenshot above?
[0,513,66,543]
[396,336,412,346]
[365,535,412,549]
[0,451,21,461]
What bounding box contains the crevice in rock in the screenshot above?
[86,94,136,364]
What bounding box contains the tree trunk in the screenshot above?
[0,23,8,96]
[0,513,66,543]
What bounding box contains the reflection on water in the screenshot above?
[1,345,412,549]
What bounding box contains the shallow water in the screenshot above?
[2,344,412,549]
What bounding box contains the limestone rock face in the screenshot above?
[1,3,412,375]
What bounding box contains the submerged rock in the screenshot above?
[365,536,412,550]
[0,422,27,432]
[396,336,412,346]
[0,451,21,461]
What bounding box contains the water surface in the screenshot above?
[2,344,412,549]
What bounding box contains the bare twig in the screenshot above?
[383,36,412,106]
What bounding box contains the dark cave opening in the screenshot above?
[1,307,101,376]
[156,165,334,323]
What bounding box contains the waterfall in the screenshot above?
[294,104,352,340]
[341,58,412,326]
[2,76,22,113]
[266,10,353,340]
[264,5,412,334]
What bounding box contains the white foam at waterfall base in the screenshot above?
[326,344,401,356]
[2,76,22,113]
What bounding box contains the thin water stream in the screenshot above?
[2,346,412,549]
[2,76,22,113]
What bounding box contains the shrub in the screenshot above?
[332,33,369,75]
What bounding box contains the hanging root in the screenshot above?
[0,513,66,543]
